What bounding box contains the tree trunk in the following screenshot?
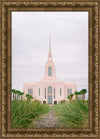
[17,95,18,100]
[84,94,85,103]
[15,94,16,100]
[13,93,14,100]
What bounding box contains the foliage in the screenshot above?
[80,89,87,94]
[85,100,88,103]
[26,94,33,102]
[12,89,16,92]
[52,100,88,128]
[12,100,50,127]
[74,91,80,95]
[60,100,66,104]
[11,89,24,100]
[34,99,41,104]
[74,89,87,101]
[68,94,74,101]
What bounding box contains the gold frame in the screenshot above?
[0,0,100,138]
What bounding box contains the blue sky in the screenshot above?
[12,12,88,99]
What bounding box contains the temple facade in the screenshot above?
[23,37,77,104]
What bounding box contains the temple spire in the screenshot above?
[48,36,52,60]
[49,36,51,50]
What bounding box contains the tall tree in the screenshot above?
[16,90,21,100]
[80,89,87,102]
[20,92,24,100]
[26,94,33,102]
[11,89,16,100]
[68,94,74,101]
[12,89,24,100]
[74,91,80,100]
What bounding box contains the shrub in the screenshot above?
[12,100,49,127]
[53,100,88,128]
[60,100,66,104]
[34,99,41,104]
[85,100,88,103]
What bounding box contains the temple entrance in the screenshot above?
[48,86,52,104]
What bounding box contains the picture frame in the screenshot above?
[0,0,100,138]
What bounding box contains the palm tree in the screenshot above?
[74,91,80,100]
[26,94,33,102]
[80,89,87,102]
[29,95,33,101]
[15,90,18,100]
[12,89,24,100]
[68,94,74,101]
[20,92,24,100]
[11,89,16,100]
[16,90,21,100]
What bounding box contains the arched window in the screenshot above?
[45,88,46,99]
[38,88,40,96]
[48,86,52,93]
[60,88,61,96]
[48,67,52,76]
[54,88,55,99]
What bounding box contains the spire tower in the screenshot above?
[49,36,51,50]
[48,36,52,60]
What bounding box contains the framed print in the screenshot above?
[0,0,100,138]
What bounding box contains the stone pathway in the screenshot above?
[33,108,62,128]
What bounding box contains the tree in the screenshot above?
[16,90,24,100]
[68,94,74,101]
[26,94,33,102]
[11,89,24,100]
[20,92,24,100]
[11,89,16,100]
[11,89,18,100]
[80,89,87,102]
[16,90,21,100]
[74,91,80,99]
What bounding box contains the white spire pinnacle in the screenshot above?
[48,36,52,60]
[49,35,51,50]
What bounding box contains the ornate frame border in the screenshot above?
[0,0,99,138]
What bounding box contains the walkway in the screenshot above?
[33,108,62,128]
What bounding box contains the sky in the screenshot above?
[12,12,88,99]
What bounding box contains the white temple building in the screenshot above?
[23,37,77,104]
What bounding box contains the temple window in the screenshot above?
[67,89,72,93]
[48,86,52,93]
[38,88,40,96]
[60,88,62,96]
[45,88,46,99]
[67,89,72,98]
[28,89,33,96]
[48,67,52,76]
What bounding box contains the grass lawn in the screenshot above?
[52,100,88,128]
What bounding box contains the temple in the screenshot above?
[23,37,77,104]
